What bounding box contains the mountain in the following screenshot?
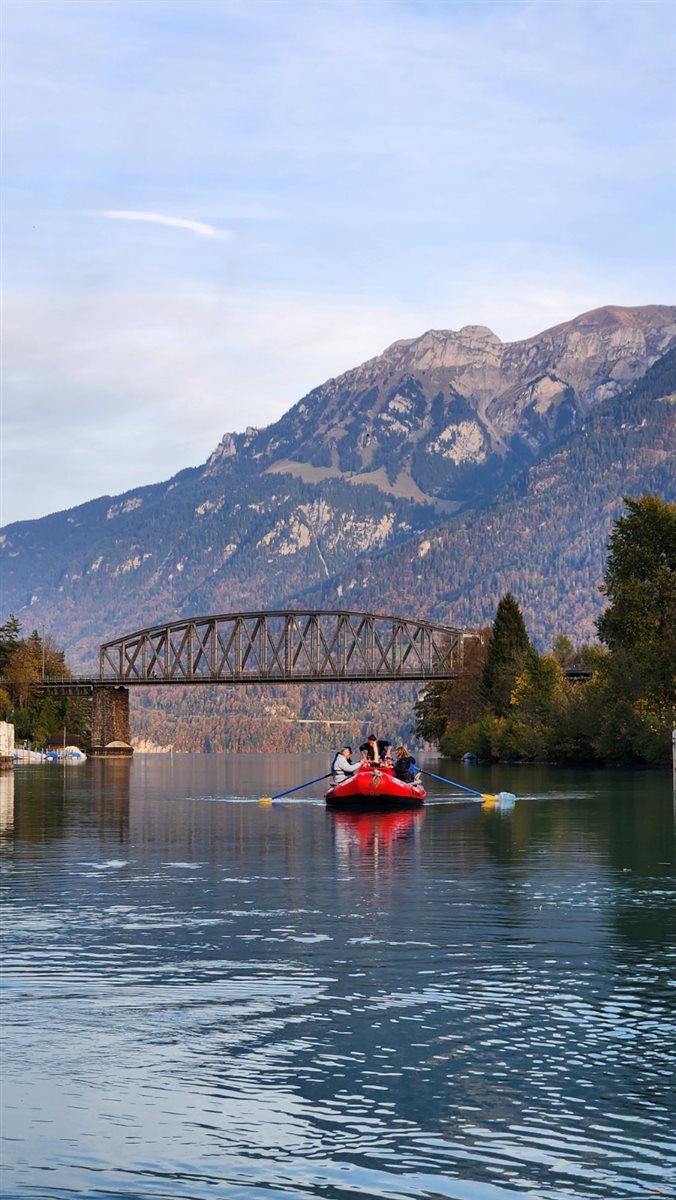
[1,304,675,671]
[209,302,675,509]
[294,346,676,648]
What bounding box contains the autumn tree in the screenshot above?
[503,654,570,760]
[414,628,489,745]
[0,619,89,748]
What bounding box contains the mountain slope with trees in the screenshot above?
[414,495,675,766]
[299,346,676,647]
[1,304,674,669]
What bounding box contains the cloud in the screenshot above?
[88,210,231,241]
[2,0,674,528]
[0,284,424,525]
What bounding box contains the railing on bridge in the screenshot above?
[98,610,466,685]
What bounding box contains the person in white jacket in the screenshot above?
[331,746,360,784]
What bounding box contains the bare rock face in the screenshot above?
[205,431,237,472]
[223,305,676,507]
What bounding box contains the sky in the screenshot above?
[2,0,675,526]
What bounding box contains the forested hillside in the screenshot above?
[298,347,676,648]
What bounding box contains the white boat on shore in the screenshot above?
[14,746,87,764]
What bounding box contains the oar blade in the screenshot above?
[481,790,517,807]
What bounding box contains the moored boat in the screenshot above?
[325,764,425,809]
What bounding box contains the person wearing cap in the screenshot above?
[331,745,360,784]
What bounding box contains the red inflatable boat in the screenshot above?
[325,764,426,809]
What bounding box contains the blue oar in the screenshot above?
[420,769,515,805]
[259,772,333,805]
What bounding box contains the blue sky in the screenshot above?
[2,0,675,524]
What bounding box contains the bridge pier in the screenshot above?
[91,686,133,758]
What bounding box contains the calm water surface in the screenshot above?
[1,755,674,1200]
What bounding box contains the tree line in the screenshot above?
[2,493,673,763]
[0,618,89,748]
[414,495,675,767]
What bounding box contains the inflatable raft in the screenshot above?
[325,764,425,809]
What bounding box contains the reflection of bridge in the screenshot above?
[39,610,470,757]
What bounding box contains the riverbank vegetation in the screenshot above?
[415,495,675,767]
[3,494,673,763]
[0,617,89,748]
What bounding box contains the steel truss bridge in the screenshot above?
[91,610,467,687]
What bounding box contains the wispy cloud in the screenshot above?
[88,210,231,240]
[3,0,674,525]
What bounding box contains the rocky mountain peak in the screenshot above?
[387,325,503,373]
[206,304,676,511]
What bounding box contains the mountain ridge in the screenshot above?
[2,303,675,669]
[208,303,675,509]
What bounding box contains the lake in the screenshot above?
[1,755,674,1200]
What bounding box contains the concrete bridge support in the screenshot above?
[91,686,133,758]
[0,721,14,769]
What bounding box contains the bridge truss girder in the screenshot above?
[99,610,466,685]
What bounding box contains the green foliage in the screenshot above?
[598,494,675,686]
[414,629,488,745]
[0,614,21,672]
[502,655,570,760]
[440,713,505,760]
[480,593,536,718]
[413,681,450,744]
[594,495,675,764]
[0,619,89,749]
[417,497,675,766]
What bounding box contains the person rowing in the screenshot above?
[394,744,421,783]
[331,745,360,785]
[365,734,380,763]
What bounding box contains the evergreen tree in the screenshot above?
[480,593,536,718]
[595,494,675,763]
[0,614,21,672]
[597,494,675,681]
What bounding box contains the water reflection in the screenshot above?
[0,769,14,834]
[1,757,674,1200]
[331,808,424,866]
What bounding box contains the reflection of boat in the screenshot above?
[325,764,425,809]
[331,808,423,850]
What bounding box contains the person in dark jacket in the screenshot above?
[365,734,380,763]
[394,744,419,782]
[378,739,393,766]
